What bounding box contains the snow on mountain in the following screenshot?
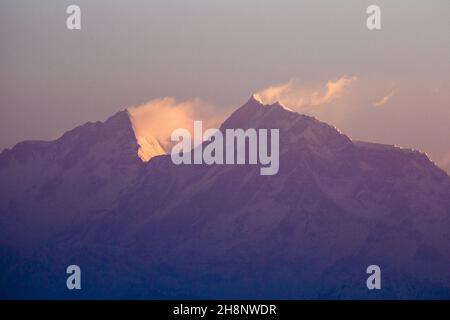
[1,97,450,299]
[127,110,166,161]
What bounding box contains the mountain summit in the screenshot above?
[1,97,450,299]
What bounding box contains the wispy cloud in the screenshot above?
[254,76,357,110]
[127,97,227,160]
[373,90,395,107]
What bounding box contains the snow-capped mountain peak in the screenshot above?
[1,96,450,299]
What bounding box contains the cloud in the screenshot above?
[253,80,295,106]
[373,90,395,107]
[127,97,227,161]
[126,76,356,162]
[254,76,357,110]
[310,76,357,105]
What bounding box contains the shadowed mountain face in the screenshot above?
[1,97,450,299]
[0,111,144,248]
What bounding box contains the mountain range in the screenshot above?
[1,96,450,299]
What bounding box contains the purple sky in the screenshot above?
[1,0,449,171]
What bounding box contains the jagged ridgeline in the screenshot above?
[1,96,450,299]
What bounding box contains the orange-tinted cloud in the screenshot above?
[253,80,295,106]
[127,97,227,161]
[254,76,357,109]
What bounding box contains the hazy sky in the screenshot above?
[1,1,449,171]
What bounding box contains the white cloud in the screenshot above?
[127,97,228,161]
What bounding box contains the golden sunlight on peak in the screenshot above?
[252,93,293,112]
[127,97,198,162]
[127,108,166,162]
[127,97,227,162]
[135,135,165,162]
[251,93,264,104]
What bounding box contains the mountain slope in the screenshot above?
[0,111,146,249]
[1,97,450,299]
